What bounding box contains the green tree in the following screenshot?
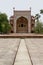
[0,13,11,34]
[40,9,43,14]
[0,13,8,23]
[0,22,2,33]
[35,14,40,22]
[1,22,11,34]
[34,21,43,34]
[34,10,43,34]
[4,22,11,33]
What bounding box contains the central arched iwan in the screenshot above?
[16,16,28,33]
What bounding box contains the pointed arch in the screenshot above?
[16,16,28,33]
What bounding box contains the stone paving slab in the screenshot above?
[14,39,32,65]
[0,38,43,65]
[0,38,20,65]
[25,38,43,65]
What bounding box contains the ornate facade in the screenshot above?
[10,9,35,33]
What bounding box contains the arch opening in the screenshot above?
[16,16,28,33]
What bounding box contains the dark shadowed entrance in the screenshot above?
[16,16,28,33]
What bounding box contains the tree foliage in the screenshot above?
[0,13,8,23]
[40,9,43,14]
[1,22,11,34]
[34,21,43,34]
[0,13,11,34]
[35,14,40,22]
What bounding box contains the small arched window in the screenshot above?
[21,24,23,27]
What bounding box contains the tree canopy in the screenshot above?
[34,21,43,34]
[0,13,8,23]
[35,14,40,22]
[0,13,11,34]
[40,9,43,14]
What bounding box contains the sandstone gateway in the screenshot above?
[10,8,35,33]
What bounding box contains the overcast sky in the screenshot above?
[0,0,43,21]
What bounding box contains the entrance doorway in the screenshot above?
[16,16,28,33]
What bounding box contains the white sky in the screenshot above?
[0,0,43,21]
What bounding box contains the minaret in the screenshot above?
[13,7,15,16]
[30,7,31,12]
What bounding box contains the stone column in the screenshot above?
[28,20,31,33]
[13,9,16,33]
[14,18,16,33]
[28,12,31,33]
[29,18,31,33]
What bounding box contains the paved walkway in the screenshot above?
[0,38,20,65]
[25,38,43,65]
[0,38,43,65]
[14,39,32,65]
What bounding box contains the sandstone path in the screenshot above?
[14,39,32,65]
[0,38,43,65]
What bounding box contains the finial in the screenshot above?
[30,7,31,11]
[13,7,15,11]
[13,7,15,15]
